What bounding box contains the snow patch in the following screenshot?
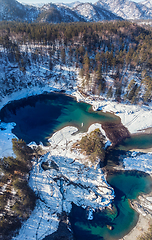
[124,152,152,174]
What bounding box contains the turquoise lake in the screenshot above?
[119,134,152,151]
[0,92,118,145]
[70,171,152,240]
[0,92,152,239]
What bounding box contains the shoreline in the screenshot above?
[113,168,152,240]
[123,187,152,240]
[123,214,151,240]
[137,127,152,134]
[0,88,152,239]
[130,147,152,153]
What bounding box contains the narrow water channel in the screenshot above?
[69,171,152,240]
[119,134,152,151]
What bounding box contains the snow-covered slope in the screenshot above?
[11,125,114,240]
[96,0,152,19]
[1,0,152,22]
[63,1,81,9]
[39,2,121,23]
[0,0,121,23]
[141,0,152,9]
[38,3,84,23]
[74,2,121,22]
[0,0,39,21]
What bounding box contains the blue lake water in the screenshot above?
[69,171,152,240]
[0,92,118,145]
[0,92,152,239]
[119,134,152,150]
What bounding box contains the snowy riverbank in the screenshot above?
[72,91,152,134]
[123,152,152,175]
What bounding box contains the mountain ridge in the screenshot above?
[1,0,152,23]
[96,0,152,19]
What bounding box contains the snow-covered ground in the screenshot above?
[73,91,152,134]
[0,122,16,158]
[0,61,152,239]
[124,152,152,175]
[1,86,152,158]
[13,125,114,240]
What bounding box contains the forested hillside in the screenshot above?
[0,139,36,240]
[0,20,152,104]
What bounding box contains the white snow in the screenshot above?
[13,125,114,240]
[0,122,16,158]
[96,0,152,20]
[72,91,152,134]
[75,3,100,21]
[141,0,152,9]
[147,197,152,202]
[123,152,152,175]
[87,208,94,220]
[1,53,152,239]
[13,200,59,240]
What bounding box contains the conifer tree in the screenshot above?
[61,48,66,64]
[107,86,113,99]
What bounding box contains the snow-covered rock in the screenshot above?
[64,1,81,9]
[74,2,121,22]
[141,0,152,9]
[0,0,121,23]
[2,0,152,22]
[0,0,39,22]
[96,0,152,19]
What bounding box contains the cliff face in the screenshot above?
[102,122,131,146]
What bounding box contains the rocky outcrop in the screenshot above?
[102,122,131,146]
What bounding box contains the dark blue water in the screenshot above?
[69,171,152,240]
[0,92,152,240]
[0,92,118,145]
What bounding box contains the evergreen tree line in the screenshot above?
[0,139,37,240]
[0,20,152,103]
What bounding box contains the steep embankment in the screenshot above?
[102,121,131,146]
